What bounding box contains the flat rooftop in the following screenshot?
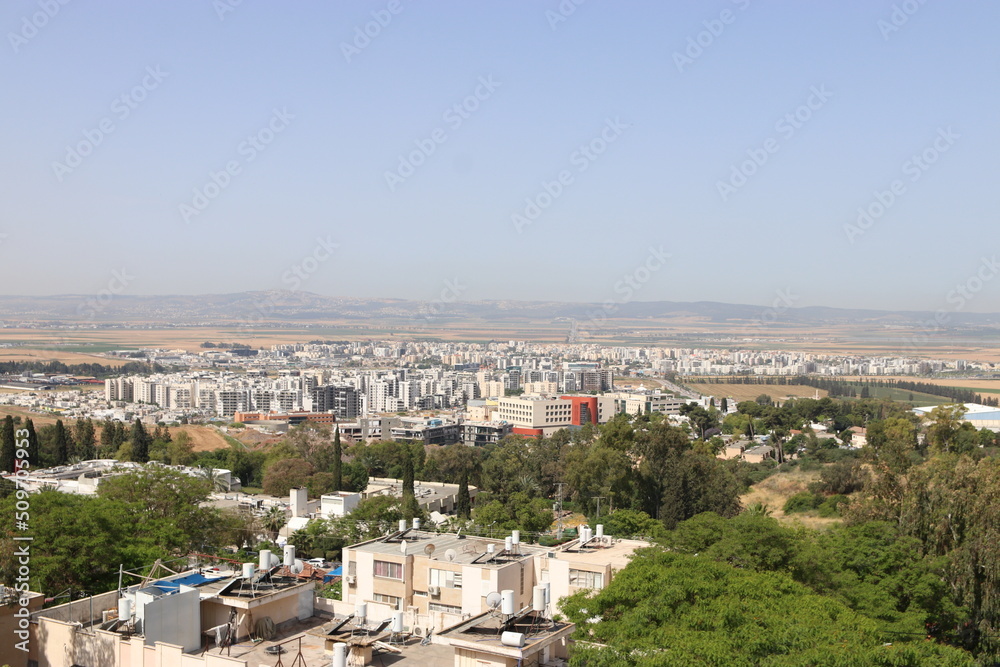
[352,530,545,566]
[554,537,649,569]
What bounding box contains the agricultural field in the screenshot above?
[685,382,827,402]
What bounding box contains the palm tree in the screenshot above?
[262,506,287,542]
[196,464,230,492]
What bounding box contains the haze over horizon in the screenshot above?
[3,1,999,313]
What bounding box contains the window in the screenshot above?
[430,568,462,589]
[372,593,402,609]
[569,569,604,589]
[428,602,463,614]
[374,560,403,579]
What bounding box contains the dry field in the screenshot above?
[0,348,132,367]
[687,383,827,402]
[741,468,841,529]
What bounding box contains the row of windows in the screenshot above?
[569,569,604,589]
[374,560,403,579]
[428,602,463,614]
[372,593,403,609]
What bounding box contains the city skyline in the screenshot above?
[3,2,999,312]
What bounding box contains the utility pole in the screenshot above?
[554,483,564,539]
[594,496,606,521]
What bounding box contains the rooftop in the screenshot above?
[351,530,545,566]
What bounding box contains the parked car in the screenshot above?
[306,558,328,568]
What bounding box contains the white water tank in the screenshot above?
[398,519,408,532]
[511,530,520,545]
[355,602,367,622]
[242,562,255,579]
[595,524,604,539]
[504,536,513,552]
[332,642,347,667]
[391,611,403,633]
[532,585,546,612]
[501,631,525,647]
[412,518,421,530]
[259,550,272,571]
[283,545,296,566]
[543,582,551,605]
[500,589,515,615]
[487,544,495,554]
[118,598,131,622]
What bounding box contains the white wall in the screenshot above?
[140,587,201,653]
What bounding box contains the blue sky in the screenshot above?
[2,1,998,312]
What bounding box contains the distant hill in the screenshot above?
[0,291,998,328]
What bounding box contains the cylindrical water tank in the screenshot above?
[118,598,131,621]
[391,611,404,633]
[543,582,551,605]
[532,585,546,612]
[511,530,520,545]
[332,642,347,667]
[259,549,272,571]
[595,524,604,539]
[355,602,367,620]
[504,536,513,552]
[412,518,421,530]
[500,589,515,615]
[487,544,495,554]
[283,544,296,567]
[398,519,408,532]
[501,631,525,647]
[242,562,255,579]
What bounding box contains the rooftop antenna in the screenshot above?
[424,544,436,558]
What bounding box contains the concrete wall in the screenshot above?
[140,587,201,652]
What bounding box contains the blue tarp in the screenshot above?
[152,572,224,592]
[323,566,343,583]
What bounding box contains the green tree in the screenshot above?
[53,419,71,465]
[262,459,316,497]
[0,416,14,473]
[24,418,39,466]
[129,418,151,463]
[457,469,471,520]
[332,426,343,492]
[73,418,96,460]
[166,430,195,466]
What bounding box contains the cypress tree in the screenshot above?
[457,469,471,520]
[24,418,39,467]
[332,426,343,492]
[130,418,150,463]
[0,416,15,473]
[54,419,70,465]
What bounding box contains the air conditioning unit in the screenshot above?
[428,586,441,597]
[345,575,356,585]
[412,625,426,637]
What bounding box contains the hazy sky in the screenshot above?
[2,1,999,312]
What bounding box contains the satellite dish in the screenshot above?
[291,559,304,574]
[445,549,457,562]
[486,592,502,609]
[424,544,436,557]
